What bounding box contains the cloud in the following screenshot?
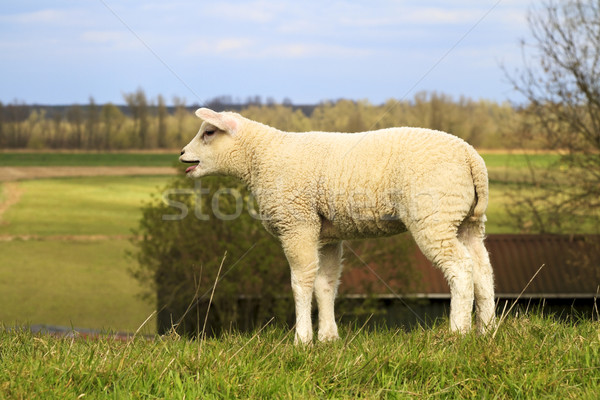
[263,43,373,59]
[184,36,372,60]
[184,37,255,56]
[7,9,63,24]
[1,8,86,26]
[203,1,283,23]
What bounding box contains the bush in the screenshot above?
[131,170,292,336]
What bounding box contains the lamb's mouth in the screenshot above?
[181,159,200,173]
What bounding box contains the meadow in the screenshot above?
[0,152,176,167]
[0,174,172,332]
[1,314,598,398]
[0,151,569,333]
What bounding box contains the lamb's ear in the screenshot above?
[195,108,238,135]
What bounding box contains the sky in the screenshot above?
[0,0,535,106]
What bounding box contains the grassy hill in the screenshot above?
[1,314,598,398]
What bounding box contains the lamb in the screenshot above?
[180,108,495,344]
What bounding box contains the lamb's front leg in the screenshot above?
[315,242,343,342]
[282,231,320,345]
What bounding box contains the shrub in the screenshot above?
[131,171,291,336]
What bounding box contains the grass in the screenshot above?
[1,313,598,399]
[0,152,177,167]
[0,176,169,332]
[0,240,155,333]
[480,152,560,170]
[482,153,561,186]
[0,176,171,236]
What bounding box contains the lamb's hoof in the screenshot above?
[294,333,313,346]
[317,330,340,342]
[477,319,497,335]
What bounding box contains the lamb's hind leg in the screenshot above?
[315,242,343,342]
[458,218,495,334]
[413,229,475,333]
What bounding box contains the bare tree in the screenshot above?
[101,103,123,150]
[156,94,168,149]
[66,105,84,149]
[0,102,4,148]
[123,89,150,148]
[86,96,100,149]
[505,0,600,233]
[172,96,187,147]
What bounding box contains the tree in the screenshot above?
[0,102,4,148]
[66,105,84,149]
[172,96,187,147]
[86,97,100,149]
[51,109,64,148]
[505,0,600,233]
[101,103,124,150]
[123,89,150,148]
[156,95,168,149]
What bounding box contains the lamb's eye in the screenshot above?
[204,130,216,136]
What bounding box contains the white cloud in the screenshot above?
[7,9,63,24]
[184,36,372,60]
[262,43,373,59]
[184,37,255,56]
[203,1,284,23]
[1,8,87,26]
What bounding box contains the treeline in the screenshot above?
[0,90,524,150]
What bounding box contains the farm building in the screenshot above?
[338,234,600,328]
[157,234,600,335]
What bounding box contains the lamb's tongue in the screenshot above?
[186,165,197,173]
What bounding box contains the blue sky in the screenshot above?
[0,0,533,106]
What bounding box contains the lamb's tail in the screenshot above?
[467,146,489,221]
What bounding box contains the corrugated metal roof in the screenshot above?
[340,234,600,298]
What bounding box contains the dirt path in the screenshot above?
[0,166,178,182]
[0,182,24,221]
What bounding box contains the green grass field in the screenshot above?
[0,174,171,332]
[0,152,178,167]
[0,240,155,333]
[1,314,598,398]
[0,176,171,236]
[481,152,560,170]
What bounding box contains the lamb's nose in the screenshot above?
[180,149,185,156]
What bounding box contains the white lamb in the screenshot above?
[180,108,495,344]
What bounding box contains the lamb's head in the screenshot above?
[180,108,241,178]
